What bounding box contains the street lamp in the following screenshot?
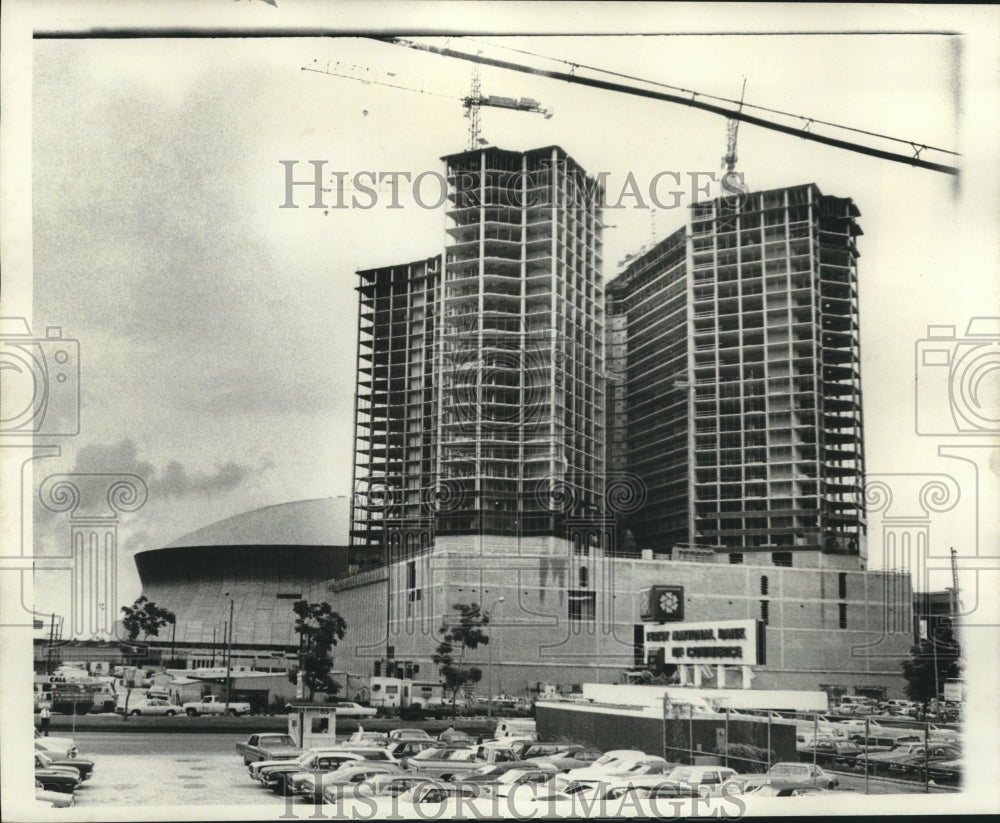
[224,593,234,712]
[486,596,505,719]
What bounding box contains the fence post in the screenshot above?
[662,695,668,763]
[689,703,694,765]
[724,707,729,768]
[813,712,818,767]
[923,721,930,794]
[864,717,870,795]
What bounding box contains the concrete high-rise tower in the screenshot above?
[350,146,606,556]
[607,183,866,566]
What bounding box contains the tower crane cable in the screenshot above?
[462,36,959,158]
[379,37,958,175]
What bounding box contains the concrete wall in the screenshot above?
[355,539,913,699]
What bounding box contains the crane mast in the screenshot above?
[722,77,747,175]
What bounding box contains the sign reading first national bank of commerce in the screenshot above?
[644,618,764,666]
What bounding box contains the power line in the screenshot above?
[464,36,959,158]
[379,37,958,176]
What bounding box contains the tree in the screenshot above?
[432,602,491,718]
[287,601,347,701]
[120,595,176,641]
[901,624,961,710]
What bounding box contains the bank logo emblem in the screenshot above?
[659,590,680,615]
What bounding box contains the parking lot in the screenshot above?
[68,732,291,807]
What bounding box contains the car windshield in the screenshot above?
[444,749,476,762]
[411,748,448,761]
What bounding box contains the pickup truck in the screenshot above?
[236,733,302,765]
[183,695,251,716]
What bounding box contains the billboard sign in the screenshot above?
[645,618,761,665]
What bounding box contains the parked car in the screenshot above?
[438,728,474,745]
[34,753,80,794]
[556,755,673,791]
[385,739,445,767]
[345,730,389,747]
[323,773,438,805]
[747,780,826,797]
[766,762,838,789]
[798,739,863,769]
[327,701,377,717]
[519,743,603,771]
[928,758,962,786]
[260,752,367,795]
[884,744,962,779]
[35,781,75,808]
[661,765,739,796]
[388,728,435,743]
[119,698,180,717]
[561,749,647,774]
[455,760,560,786]
[402,746,486,779]
[183,695,251,716]
[854,740,938,775]
[236,733,302,766]
[33,728,77,759]
[34,747,94,781]
[290,761,402,802]
[251,747,364,781]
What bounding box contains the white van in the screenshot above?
[493,719,537,740]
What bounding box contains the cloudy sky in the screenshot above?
[14,5,999,624]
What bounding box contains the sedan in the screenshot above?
[328,702,377,718]
[388,728,435,743]
[34,729,77,759]
[885,745,962,779]
[766,762,838,789]
[122,698,180,717]
[291,762,402,803]
[799,739,863,769]
[34,748,95,781]
[35,783,75,808]
[34,754,80,794]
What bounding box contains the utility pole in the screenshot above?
[225,596,234,711]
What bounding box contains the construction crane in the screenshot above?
[463,61,553,149]
[301,57,551,152]
[722,77,747,180]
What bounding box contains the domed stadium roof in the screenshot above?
[164,497,351,548]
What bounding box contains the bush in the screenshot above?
[713,743,776,774]
[400,704,425,721]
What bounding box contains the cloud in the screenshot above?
[33,439,272,529]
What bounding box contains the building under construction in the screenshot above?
[606,183,866,566]
[350,145,606,556]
